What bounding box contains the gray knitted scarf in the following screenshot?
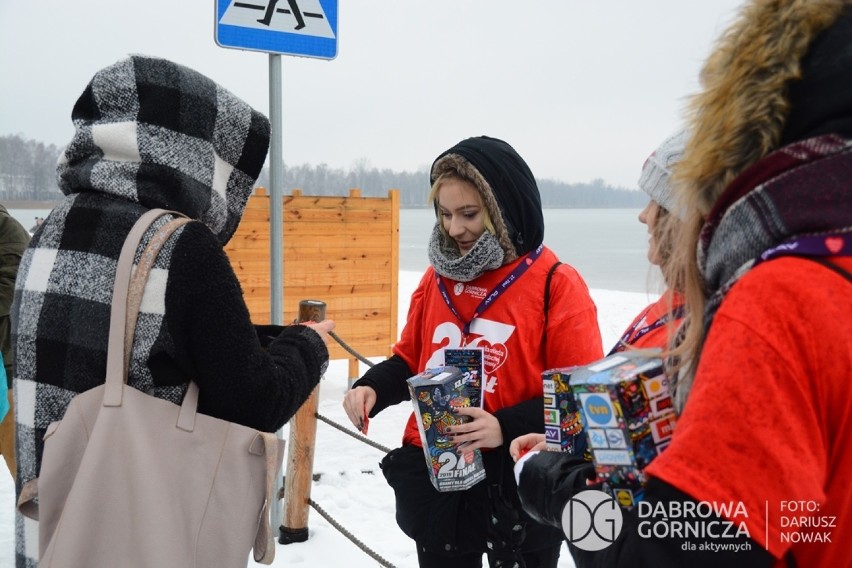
[427,224,505,282]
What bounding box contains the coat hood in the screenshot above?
[430,135,544,259]
[674,0,852,216]
[57,55,271,244]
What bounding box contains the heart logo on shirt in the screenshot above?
[825,236,844,254]
[479,340,508,374]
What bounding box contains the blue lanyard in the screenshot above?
[436,244,544,335]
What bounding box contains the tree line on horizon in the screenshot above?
[0,134,646,208]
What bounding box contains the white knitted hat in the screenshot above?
[637,129,688,216]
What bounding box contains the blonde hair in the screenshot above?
[651,206,678,276]
[428,173,496,242]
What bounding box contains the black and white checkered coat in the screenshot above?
[11,56,328,567]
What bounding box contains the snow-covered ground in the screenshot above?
[0,271,653,567]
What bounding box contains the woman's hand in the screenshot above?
[448,407,503,453]
[342,385,376,434]
[300,319,335,345]
[509,433,546,462]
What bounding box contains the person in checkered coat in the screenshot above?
[10,55,334,567]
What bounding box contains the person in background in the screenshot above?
[511,128,689,456]
[511,1,852,566]
[343,135,603,568]
[11,55,334,567]
[0,205,29,480]
[607,128,687,355]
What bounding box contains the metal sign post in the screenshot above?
[268,54,283,328]
[214,0,338,542]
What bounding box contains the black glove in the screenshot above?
[254,324,286,349]
[515,451,597,528]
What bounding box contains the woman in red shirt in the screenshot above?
[343,136,603,568]
[512,2,852,567]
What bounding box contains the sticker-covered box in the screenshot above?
[407,365,487,492]
[542,367,586,455]
[569,350,677,508]
[442,348,484,410]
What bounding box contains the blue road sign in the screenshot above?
[215,0,338,59]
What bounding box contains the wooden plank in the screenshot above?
[239,283,394,298]
[225,250,393,266]
[388,189,400,350]
[230,257,393,273]
[238,271,393,287]
[283,209,392,223]
[284,196,392,210]
[284,272,395,286]
[228,232,391,250]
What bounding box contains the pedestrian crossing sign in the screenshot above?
[215,0,338,59]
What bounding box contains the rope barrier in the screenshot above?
[302,328,397,566]
[309,498,397,568]
[329,330,376,368]
[315,412,393,454]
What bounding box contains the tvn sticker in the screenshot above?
[579,392,618,428]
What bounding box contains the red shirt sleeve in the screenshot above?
[646,257,852,565]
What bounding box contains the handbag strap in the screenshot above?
[124,217,192,371]
[103,209,190,407]
[252,432,286,564]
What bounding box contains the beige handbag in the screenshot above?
[17,208,284,567]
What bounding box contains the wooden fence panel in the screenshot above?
[225,188,399,369]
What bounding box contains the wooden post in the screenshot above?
[279,300,326,544]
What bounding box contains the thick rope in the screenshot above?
[329,330,376,368]
[309,498,397,568]
[310,330,396,566]
[315,412,393,454]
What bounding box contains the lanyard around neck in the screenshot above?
[608,301,685,356]
[436,244,544,335]
[756,232,852,266]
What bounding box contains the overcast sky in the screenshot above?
[0,1,744,188]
